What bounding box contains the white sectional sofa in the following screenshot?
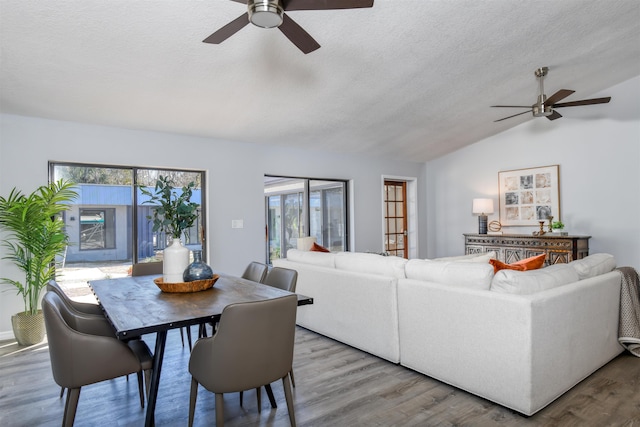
[274,250,623,416]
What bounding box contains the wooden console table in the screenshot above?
[464,233,591,265]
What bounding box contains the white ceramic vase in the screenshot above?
[163,237,190,283]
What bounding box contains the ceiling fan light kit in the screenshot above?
[492,66,611,122]
[248,0,284,28]
[203,0,374,54]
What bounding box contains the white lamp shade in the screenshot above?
[472,198,494,215]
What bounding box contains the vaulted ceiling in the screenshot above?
[1,1,639,162]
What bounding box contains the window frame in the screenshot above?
[49,161,207,263]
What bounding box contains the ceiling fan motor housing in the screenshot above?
[533,94,553,117]
[248,0,284,28]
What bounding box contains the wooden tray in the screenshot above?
[153,275,219,293]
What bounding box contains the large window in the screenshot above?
[50,163,206,283]
[265,176,348,264]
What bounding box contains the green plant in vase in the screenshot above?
[140,176,200,283]
[0,180,77,345]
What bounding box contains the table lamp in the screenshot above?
[472,198,494,234]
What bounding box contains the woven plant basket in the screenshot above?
[11,310,45,346]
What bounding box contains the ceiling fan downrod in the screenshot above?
[533,67,553,117]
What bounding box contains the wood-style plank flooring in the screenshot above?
[1,326,639,426]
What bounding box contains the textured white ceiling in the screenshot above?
[1,0,639,162]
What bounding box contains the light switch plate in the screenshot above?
[231,219,244,229]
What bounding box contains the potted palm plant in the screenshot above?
[0,180,77,345]
[140,175,200,283]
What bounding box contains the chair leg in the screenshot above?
[188,378,198,427]
[289,369,296,388]
[63,387,81,427]
[136,371,145,408]
[144,368,152,399]
[180,327,185,347]
[265,384,277,408]
[215,393,225,426]
[256,387,262,413]
[239,390,244,407]
[59,386,65,398]
[282,375,297,427]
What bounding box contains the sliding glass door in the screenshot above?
[265,176,348,264]
[50,163,205,295]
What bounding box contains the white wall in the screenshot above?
[426,76,640,271]
[0,114,427,336]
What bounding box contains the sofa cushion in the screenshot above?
[334,252,407,279]
[490,264,579,295]
[432,251,497,263]
[404,259,495,290]
[570,253,616,280]
[489,253,546,273]
[286,249,336,268]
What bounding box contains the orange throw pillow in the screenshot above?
[310,242,330,253]
[490,253,546,274]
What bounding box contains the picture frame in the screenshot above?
[498,165,560,226]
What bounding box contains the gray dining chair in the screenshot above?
[239,266,299,410]
[47,280,104,316]
[43,291,152,426]
[263,267,298,386]
[241,261,268,283]
[188,294,298,427]
[47,280,152,403]
[131,261,193,351]
[263,267,298,292]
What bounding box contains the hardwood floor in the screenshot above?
[1,327,638,426]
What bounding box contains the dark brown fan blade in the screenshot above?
[545,89,575,106]
[494,110,532,122]
[278,13,320,54]
[553,97,611,108]
[203,13,249,44]
[546,110,563,121]
[284,0,374,11]
[491,105,532,108]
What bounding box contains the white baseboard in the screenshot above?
[0,330,16,341]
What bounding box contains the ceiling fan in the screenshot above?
[492,67,611,122]
[203,0,374,54]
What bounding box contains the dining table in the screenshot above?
[89,271,313,427]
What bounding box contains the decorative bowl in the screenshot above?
[153,275,219,293]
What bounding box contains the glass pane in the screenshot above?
[396,218,404,233]
[396,201,404,217]
[283,193,303,256]
[395,186,403,201]
[388,202,396,217]
[387,185,396,201]
[267,195,281,264]
[389,219,396,233]
[311,180,346,252]
[52,165,134,294]
[137,169,204,262]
